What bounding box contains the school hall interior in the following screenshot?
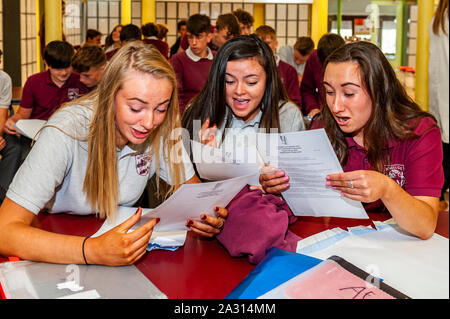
[0,0,448,301]
[1,0,447,207]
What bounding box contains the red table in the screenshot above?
[0,210,448,299]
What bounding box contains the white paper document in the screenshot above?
[93,174,255,239]
[91,206,188,249]
[257,129,368,219]
[15,119,46,139]
[191,140,263,183]
[144,173,256,232]
[296,220,449,299]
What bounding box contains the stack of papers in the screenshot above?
[296,219,449,299]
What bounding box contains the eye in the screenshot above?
[344,93,354,97]
[247,81,258,86]
[225,80,235,85]
[129,105,141,113]
[156,108,167,114]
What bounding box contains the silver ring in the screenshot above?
[348,180,354,189]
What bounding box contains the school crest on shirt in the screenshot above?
[384,164,405,187]
[68,88,80,100]
[135,153,152,176]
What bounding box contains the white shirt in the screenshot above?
[0,70,12,109]
[428,15,449,143]
[185,47,214,62]
[7,103,195,215]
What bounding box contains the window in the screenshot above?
[131,0,142,27]
[265,3,310,47]
[64,0,82,46]
[20,0,37,86]
[86,0,121,46]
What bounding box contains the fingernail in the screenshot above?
[155,218,160,223]
[326,181,331,186]
[285,183,290,188]
[136,207,142,214]
[214,206,220,212]
[284,176,289,181]
[326,176,330,180]
[332,186,337,190]
[186,220,193,227]
[277,171,285,177]
[201,214,207,220]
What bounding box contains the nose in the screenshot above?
[141,110,154,131]
[235,81,246,95]
[329,93,345,114]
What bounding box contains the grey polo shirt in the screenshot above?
[7,103,195,215]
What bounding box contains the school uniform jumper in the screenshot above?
[170,47,215,115]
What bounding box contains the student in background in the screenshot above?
[85,29,102,47]
[171,14,214,115]
[210,13,241,51]
[278,36,315,82]
[255,25,302,108]
[182,35,304,236]
[233,8,254,35]
[0,50,21,204]
[157,23,169,43]
[428,0,449,211]
[300,33,344,117]
[260,42,443,240]
[71,45,107,90]
[180,13,240,52]
[170,20,187,57]
[0,42,225,266]
[142,22,169,59]
[3,41,88,166]
[106,24,142,61]
[104,24,122,53]
[4,41,87,132]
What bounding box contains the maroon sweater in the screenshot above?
[143,38,169,59]
[170,50,215,115]
[299,50,324,115]
[278,59,302,108]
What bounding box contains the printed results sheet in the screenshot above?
[257,129,368,219]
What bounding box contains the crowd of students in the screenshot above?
[0,3,447,266]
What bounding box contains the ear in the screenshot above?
[206,32,213,43]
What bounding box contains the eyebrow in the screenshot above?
[127,97,170,106]
[225,72,260,79]
[323,81,360,88]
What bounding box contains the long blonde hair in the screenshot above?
[55,41,184,220]
[433,0,448,35]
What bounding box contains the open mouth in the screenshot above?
[335,116,350,125]
[232,98,250,110]
[131,128,150,139]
